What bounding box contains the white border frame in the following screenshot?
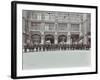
[16,3,96,77]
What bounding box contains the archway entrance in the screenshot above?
[71,34,79,44]
[31,34,41,45]
[45,34,54,44]
[58,35,67,44]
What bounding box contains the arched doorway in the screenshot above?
[71,34,79,44]
[45,34,54,44]
[31,34,41,45]
[58,35,67,44]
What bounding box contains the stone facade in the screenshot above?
[22,10,91,49]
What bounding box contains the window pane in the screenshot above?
[71,24,79,31]
[44,13,55,21]
[45,23,55,31]
[32,13,41,20]
[58,23,67,30]
[31,22,41,30]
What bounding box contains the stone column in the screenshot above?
[79,23,83,38]
[83,14,88,44]
[67,23,71,45]
[40,32,44,51]
[41,32,44,44]
[67,32,71,45]
[40,22,45,44]
[41,23,45,32]
[55,32,58,44]
[79,23,82,32]
[54,20,58,44]
[84,35,87,44]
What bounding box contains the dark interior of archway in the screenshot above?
[31,34,41,44]
[71,34,79,42]
[58,35,67,43]
[45,35,54,44]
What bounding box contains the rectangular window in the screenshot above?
[58,23,67,30]
[71,24,79,31]
[37,13,41,20]
[45,14,49,20]
[44,13,55,21]
[45,23,55,31]
[31,22,41,30]
[32,13,41,20]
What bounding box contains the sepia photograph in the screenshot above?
[11,1,97,79]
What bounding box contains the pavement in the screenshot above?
[22,50,91,70]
